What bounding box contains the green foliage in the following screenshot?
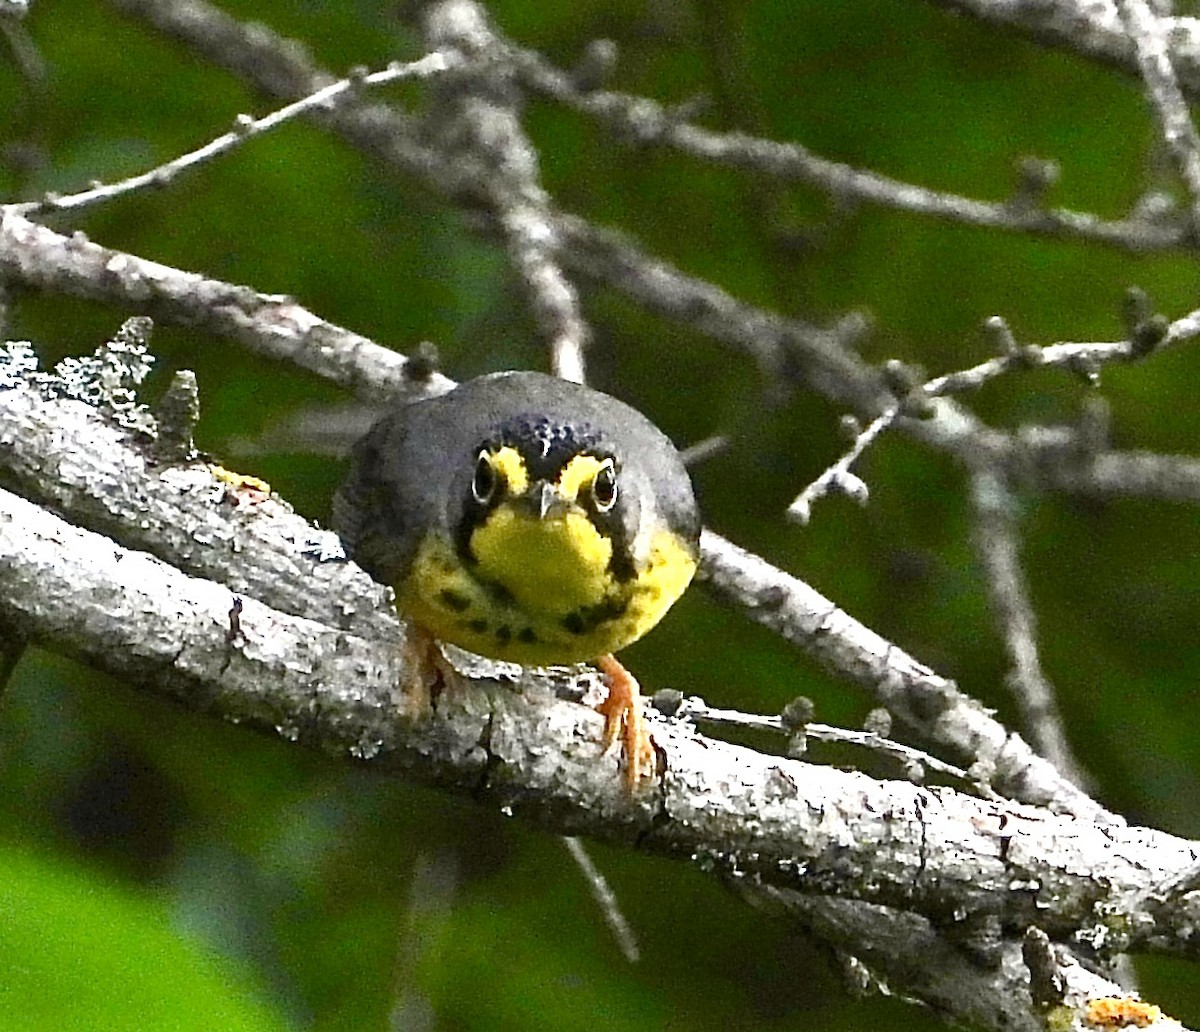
[0,841,289,1031]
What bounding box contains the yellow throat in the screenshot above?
[401,497,695,667]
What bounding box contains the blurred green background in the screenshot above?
[1,0,1199,1028]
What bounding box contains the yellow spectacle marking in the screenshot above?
[486,446,528,496]
[556,454,607,502]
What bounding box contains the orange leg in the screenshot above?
[595,654,657,789]
[397,624,449,718]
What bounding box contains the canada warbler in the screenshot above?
[333,370,700,787]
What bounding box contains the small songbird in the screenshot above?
[333,370,700,787]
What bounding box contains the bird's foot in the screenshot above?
[595,654,657,790]
[398,625,451,718]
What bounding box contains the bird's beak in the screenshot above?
[534,480,570,521]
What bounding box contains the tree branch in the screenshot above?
[929,0,1200,99]
[421,0,591,382]
[6,461,1200,956]
[2,350,1199,968]
[0,209,452,403]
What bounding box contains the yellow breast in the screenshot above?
[398,509,695,666]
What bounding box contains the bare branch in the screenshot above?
[421,0,590,381]
[561,837,639,963]
[0,326,1110,825]
[754,888,1138,1030]
[0,210,453,403]
[511,42,1185,254]
[791,304,1183,522]
[3,477,1200,969]
[0,354,397,641]
[8,52,461,218]
[1117,0,1200,233]
[666,694,1003,799]
[695,530,1112,822]
[969,469,1089,789]
[788,408,894,524]
[551,212,877,402]
[929,0,1200,99]
[7,337,1200,1032]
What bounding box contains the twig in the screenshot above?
[552,212,878,402]
[664,694,1003,800]
[788,408,896,524]
[1117,0,1200,234]
[562,838,639,963]
[678,434,729,468]
[8,52,461,218]
[390,850,460,1029]
[510,42,1187,255]
[968,469,1090,789]
[788,307,1180,522]
[1,17,43,83]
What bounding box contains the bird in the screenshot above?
[332,370,700,788]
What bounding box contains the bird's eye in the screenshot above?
[592,459,618,512]
[472,451,497,505]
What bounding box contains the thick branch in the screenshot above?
[2,356,1197,967]
[753,888,1136,1030]
[0,340,1112,824]
[2,481,1199,964]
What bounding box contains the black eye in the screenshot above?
[472,451,497,505]
[592,459,618,512]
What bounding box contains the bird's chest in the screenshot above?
[400,512,632,666]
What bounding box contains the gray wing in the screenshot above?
[332,407,424,586]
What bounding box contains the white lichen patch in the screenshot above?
[1,317,157,436]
